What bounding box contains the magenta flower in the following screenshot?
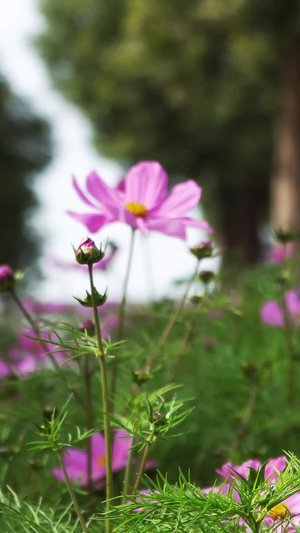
[216,459,262,483]
[203,456,300,531]
[260,290,300,327]
[52,430,131,487]
[0,265,15,292]
[268,244,293,263]
[7,330,66,376]
[67,161,213,239]
[0,359,11,380]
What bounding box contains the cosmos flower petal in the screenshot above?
[66,211,110,233]
[136,217,149,235]
[0,359,11,380]
[153,181,202,217]
[260,301,285,327]
[112,430,132,471]
[285,290,300,315]
[124,161,168,208]
[179,217,214,233]
[146,218,187,239]
[265,456,287,482]
[86,171,123,208]
[91,433,106,457]
[72,175,97,208]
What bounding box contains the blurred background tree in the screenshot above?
[37,0,300,263]
[0,74,52,269]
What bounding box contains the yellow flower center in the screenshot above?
[97,456,106,468]
[125,202,148,217]
[268,503,289,520]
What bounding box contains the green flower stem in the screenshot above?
[110,228,136,407]
[10,288,85,408]
[84,355,93,492]
[122,443,135,504]
[133,427,156,492]
[229,381,258,460]
[57,452,87,533]
[281,290,296,406]
[144,258,200,372]
[167,320,194,384]
[88,264,113,532]
[117,227,136,341]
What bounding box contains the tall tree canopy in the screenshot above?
[0,75,52,268]
[37,0,300,262]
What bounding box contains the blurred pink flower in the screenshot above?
[0,359,11,380]
[268,244,293,263]
[260,290,300,327]
[7,330,66,376]
[52,430,131,487]
[67,161,213,239]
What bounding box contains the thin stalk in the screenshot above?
[281,291,296,406]
[84,355,93,492]
[122,444,135,504]
[110,228,136,406]
[88,264,113,533]
[133,427,156,492]
[144,259,200,372]
[229,382,258,460]
[167,320,194,384]
[10,288,85,408]
[57,452,87,533]
[117,228,136,341]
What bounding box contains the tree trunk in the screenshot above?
[221,186,262,265]
[271,46,300,233]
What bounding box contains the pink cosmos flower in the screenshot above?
[216,459,262,483]
[204,456,300,531]
[7,330,66,376]
[260,290,300,327]
[52,430,131,487]
[67,161,213,239]
[268,244,293,263]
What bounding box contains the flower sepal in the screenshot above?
[74,287,107,308]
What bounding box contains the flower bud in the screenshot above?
[42,405,60,422]
[198,270,215,284]
[75,237,105,265]
[241,362,259,385]
[132,369,151,386]
[190,241,213,260]
[0,265,15,292]
[78,319,95,336]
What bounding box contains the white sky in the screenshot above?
[0,0,216,303]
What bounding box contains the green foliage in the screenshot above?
[0,75,52,269]
[2,243,300,530]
